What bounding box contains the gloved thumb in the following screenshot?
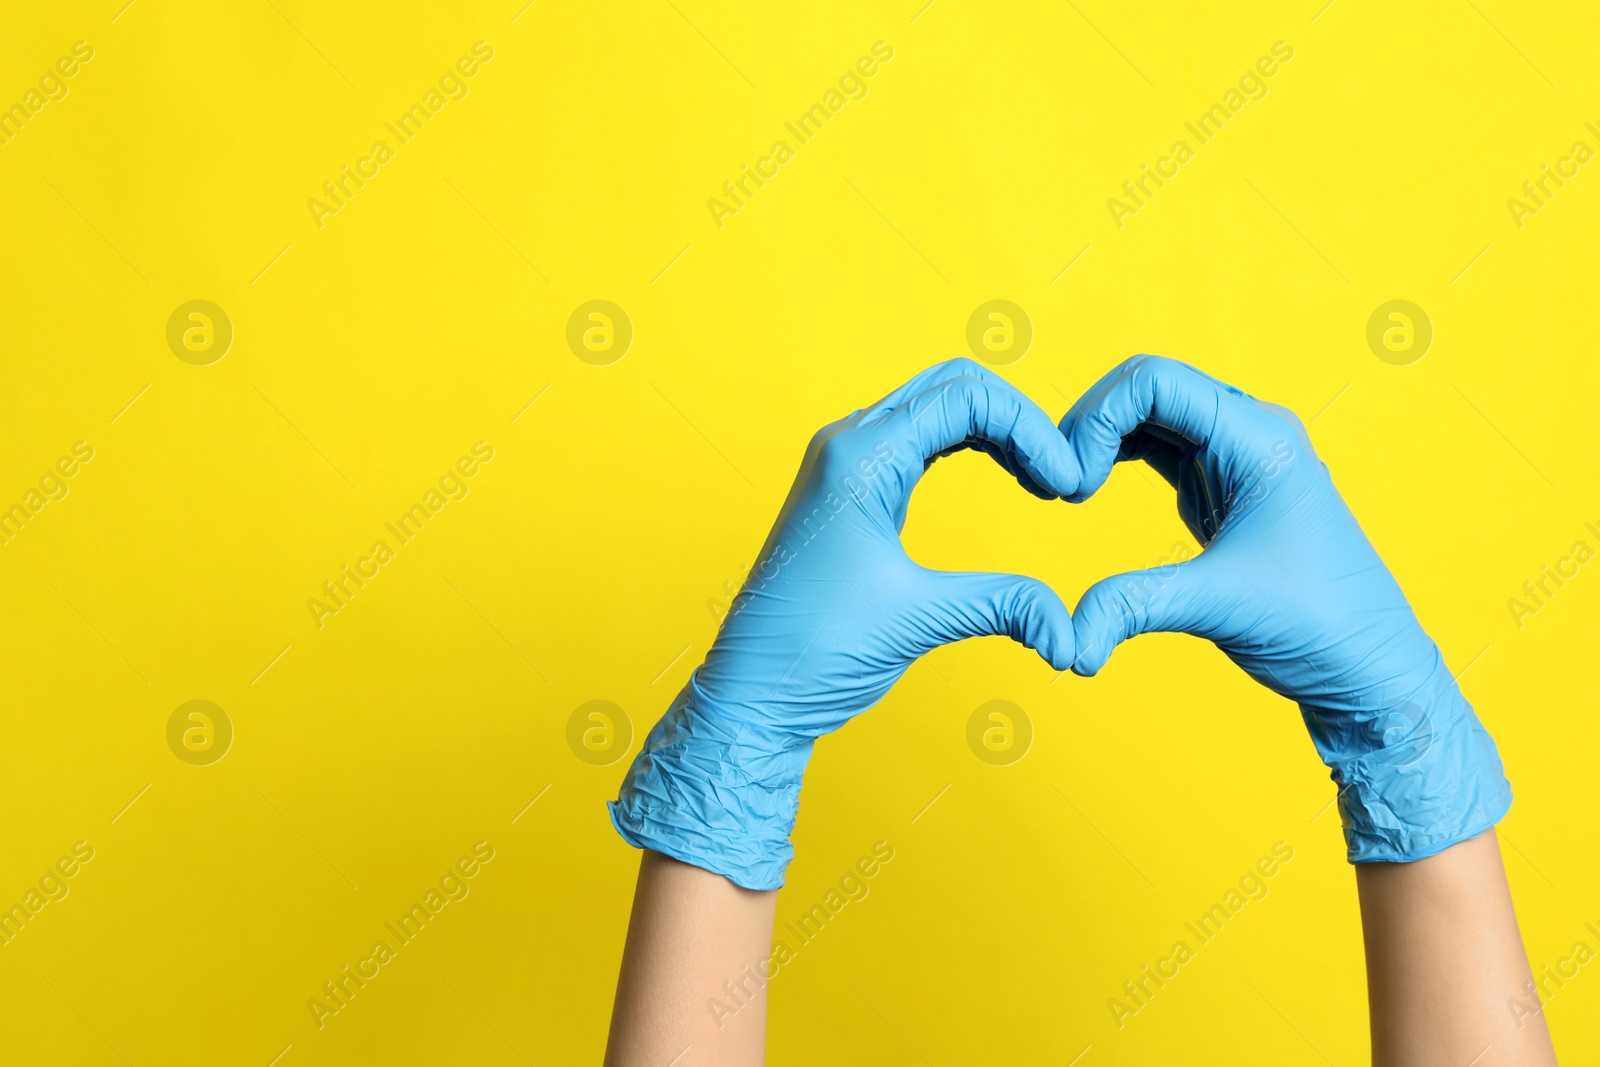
[916,570,1076,671]
[1072,559,1213,676]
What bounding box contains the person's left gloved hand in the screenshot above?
[611,359,1081,890]
[1058,355,1511,864]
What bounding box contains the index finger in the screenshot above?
[883,368,1081,499]
[1058,354,1250,502]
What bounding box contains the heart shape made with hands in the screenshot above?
[1057,355,1507,865]
[612,354,1511,888]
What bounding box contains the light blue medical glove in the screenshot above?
[1061,355,1511,863]
[611,359,1081,889]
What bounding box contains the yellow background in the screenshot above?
[1,0,1596,1063]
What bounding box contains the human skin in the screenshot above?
[604,850,777,1067]
[605,834,1557,1065]
[1357,829,1556,1066]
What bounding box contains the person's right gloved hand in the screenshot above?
[1061,355,1511,864]
[611,359,1081,890]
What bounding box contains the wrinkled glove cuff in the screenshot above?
[1304,654,1513,864]
[609,675,811,891]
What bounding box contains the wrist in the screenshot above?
[1301,651,1513,864]
[609,673,813,891]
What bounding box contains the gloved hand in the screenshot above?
[1062,355,1511,863]
[611,359,1081,889]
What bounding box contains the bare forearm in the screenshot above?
[605,851,777,1067]
[1357,829,1556,1066]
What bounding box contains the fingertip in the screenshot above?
[1022,457,1080,501]
[1061,425,1117,503]
[1041,647,1076,674]
[1069,594,1116,676]
[1064,468,1109,505]
[1025,605,1076,672]
[1070,639,1110,676]
[1053,440,1084,500]
[1004,575,1076,670]
[992,391,1079,500]
[1016,473,1060,502]
[1040,607,1077,672]
[1069,623,1107,675]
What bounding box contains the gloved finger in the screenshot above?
[885,373,1080,499]
[911,570,1076,671]
[1071,558,1219,676]
[857,357,1016,422]
[1057,355,1248,503]
[1059,357,1249,440]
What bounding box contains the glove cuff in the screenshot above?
[608,673,812,891]
[1303,651,1513,864]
